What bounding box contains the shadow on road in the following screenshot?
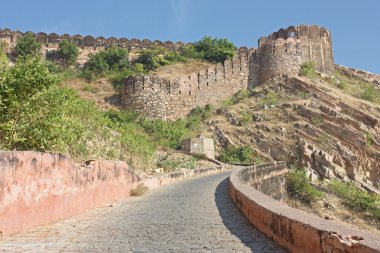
[214,178,287,253]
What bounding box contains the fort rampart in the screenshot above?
[0,25,335,120]
[0,28,186,65]
[122,48,250,120]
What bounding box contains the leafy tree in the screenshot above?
[136,49,169,70]
[194,36,237,63]
[84,53,109,78]
[58,40,79,68]
[15,32,41,57]
[83,47,129,80]
[102,46,129,70]
[0,56,58,148]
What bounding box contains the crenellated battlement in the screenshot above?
[248,25,334,87]
[0,28,187,51]
[1,25,335,120]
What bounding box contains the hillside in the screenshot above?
[187,66,380,233]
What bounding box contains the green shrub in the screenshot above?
[58,40,79,68]
[260,91,279,106]
[240,111,252,125]
[193,36,236,63]
[361,85,380,103]
[139,118,187,149]
[179,44,201,59]
[15,32,41,57]
[219,145,253,164]
[300,61,318,78]
[136,49,169,70]
[157,155,197,172]
[0,56,156,167]
[84,46,129,79]
[286,168,322,205]
[328,180,379,212]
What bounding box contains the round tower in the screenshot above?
[249,25,334,87]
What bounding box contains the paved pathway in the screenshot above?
[0,171,287,252]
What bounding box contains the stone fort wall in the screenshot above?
[249,25,334,87]
[122,48,250,120]
[0,25,335,120]
[0,28,187,65]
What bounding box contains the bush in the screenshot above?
[15,32,41,57]
[0,56,156,168]
[328,180,379,213]
[219,145,253,164]
[361,85,380,103]
[58,40,79,68]
[260,91,279,106]
[84,46,129,79]
[193,36,236,63]
[186,105,214,130]
[139,118,187,149]
[300,61,318,78]
[157,155,197,172]
[136,49,169,70]
[286,168,322,205]
[130,183,148,196]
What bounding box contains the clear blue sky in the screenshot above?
[1,0,379,73]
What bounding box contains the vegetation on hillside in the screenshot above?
[58,40,79,68]
[327,180,380,221]
[15,32,41,57]
[285,167,322,205]
[180,36,237,63]
[219,145,254,164]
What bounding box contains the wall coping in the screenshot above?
[229,164,380,252]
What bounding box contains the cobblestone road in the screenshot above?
[0,171,287,252]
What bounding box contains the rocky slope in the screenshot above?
[202,70,380,194]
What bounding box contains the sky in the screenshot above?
[1,0,379,73]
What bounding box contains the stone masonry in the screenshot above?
[181,137,215,159]
[122,25,334,120]
[0,25,335,120]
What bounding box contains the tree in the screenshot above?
[0,56,58,148]
[15,32,41,57]
[58,40,79,68]
[194,36,237,63]
[102,46,129,70]
[136,49,169,70]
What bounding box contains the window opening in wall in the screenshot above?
[207,82,209,86]
[198,86,200,90]
[189,91,191,95]
[289,31,295,38]
[272,45,275,53]
[179,90,181,95]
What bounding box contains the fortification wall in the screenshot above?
[122,48,250,120]
[249,25,334,87]
[0,28,187,65]
[249,37,302,87]
[229,163,380,253]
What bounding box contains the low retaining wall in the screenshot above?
[0,151,225,236]
[229,162,380,253]
[0,151,140,236]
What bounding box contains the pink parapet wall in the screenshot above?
[0,151,140,236]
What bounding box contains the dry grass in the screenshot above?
[61,78,121,110]
[130,183,148,197]
[152,60,213,79]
